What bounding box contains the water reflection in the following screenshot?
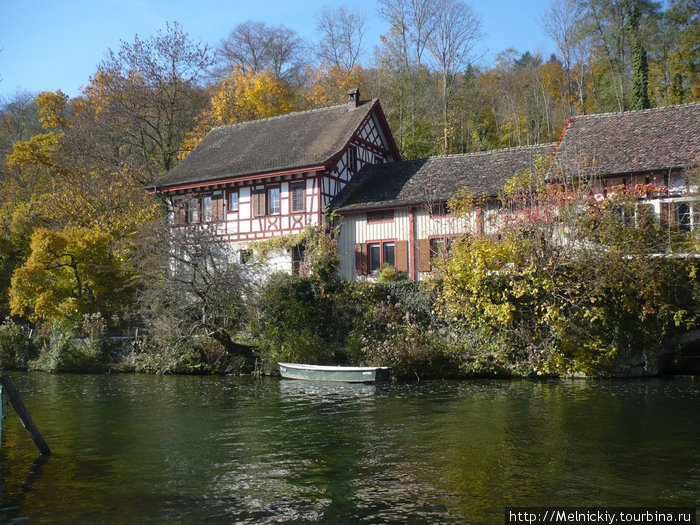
[0,374,697,523]
[279,378,378,398]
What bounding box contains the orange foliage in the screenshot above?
[181,67,296,157]
[306,65,367,108]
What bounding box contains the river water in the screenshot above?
[0,373,696,524]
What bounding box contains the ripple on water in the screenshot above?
[0,373,697,524]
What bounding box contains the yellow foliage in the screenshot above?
[81,71,120,114]
[10,228,132,328]
[34,91,70,129]
[6,132,64,172]
[502,155,553,196]
[181,67,296,157]
[306,65,367,108]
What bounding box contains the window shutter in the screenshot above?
[417,239,431,272]
[395,241,409,272]
[355,244,367,275]
[253,188,265,217]
[291,183,304,212]
[212,193,224,221]
[660,202,671,228]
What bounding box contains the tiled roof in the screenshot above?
[155,100,378,188]
[333,143,555,212]
[554,102,700,178]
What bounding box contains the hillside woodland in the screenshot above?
[1,0,698,377]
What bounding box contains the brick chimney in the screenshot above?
[347,88,360,108]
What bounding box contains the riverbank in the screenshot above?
[2,321,698,379]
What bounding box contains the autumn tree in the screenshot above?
[182,67,296,155]
[214,21,306,83]
[86,22,212,184]
[0,91,42,158]
[653,0,700,104]
[10,228,135,329]
[133,219,254,363]
[540,0,583,115]
[375,0,441,158]
[1,88,160,321]
[306,65,368,108]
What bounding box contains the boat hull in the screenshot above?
[278,363,392,383]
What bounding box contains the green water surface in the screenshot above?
[0,373,697,523]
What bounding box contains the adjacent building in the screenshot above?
[332,102,699,281]
[552,102,700,229]
[331,144,555,281]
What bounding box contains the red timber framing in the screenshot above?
[156,102,399,245]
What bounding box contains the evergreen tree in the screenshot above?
[625,1,651,109]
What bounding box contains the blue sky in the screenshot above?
[0,0,554,99]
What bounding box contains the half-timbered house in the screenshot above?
[152,89,400,274]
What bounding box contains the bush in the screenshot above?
[346,281,465,379]
[252,273,334,365]
[29,328,106,372]
[126,336,248,375]
[0,318,36,369]
[439,233,700,376]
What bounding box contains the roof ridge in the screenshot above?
[209,99,375,132]
[424,142,556,161]
[568,101,700,122]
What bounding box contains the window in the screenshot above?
[252,188,266,217]
[202,195,212,222]
[368,243,381,274]
[429,236,456,270]
[290,183,305,212]
[268,187,280,215]
[368,240,395,274]
[228,191,238,212]
[676,202,691,231]
[292,244,306,275]
[172,196,186,224]
[383,242,395,268]
[614,205,633,225]
[429,203,448,217]
[430,238,445,261]
[212,192,224,222]
[188,197,199,223]
[347,146,357,174]
[240,249,253,265]
[367,209,394,223]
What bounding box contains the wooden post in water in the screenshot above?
[0,376,51,456]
